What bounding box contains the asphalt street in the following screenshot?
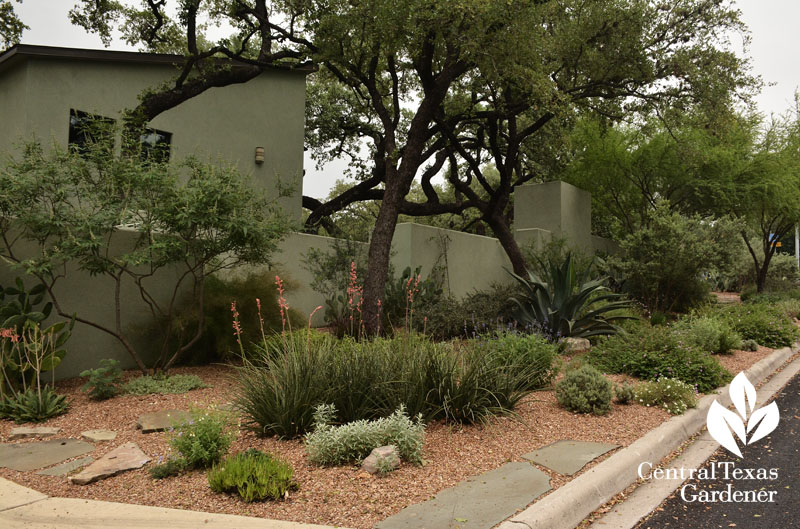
[636,371,800,529]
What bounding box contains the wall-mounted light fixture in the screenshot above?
[255,147,265,164]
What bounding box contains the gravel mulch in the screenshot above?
[0,347,775,529]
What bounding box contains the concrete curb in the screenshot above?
[497,344,799,529]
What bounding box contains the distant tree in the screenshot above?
[0,0,26,49]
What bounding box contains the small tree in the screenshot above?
[615,205,741,312]
[0,140,289,373]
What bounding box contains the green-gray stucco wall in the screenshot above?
[1,56,306,221]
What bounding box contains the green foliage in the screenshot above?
[168,409,235,469]
[741,339,759,352]
[301,240,369,336]
[381,266,443,331]
[0,140,289,372]
[149,457,187,480]
[209,449,297,502]
[614,383,635,404]
[124,374,207,395]
[305,405,424,466]
[508,253,634,339]
[716,303,799,348]
[416,283,518,340]
[191,271,303,362]
[635,378,698,415]
[0,1,27,49]
[674,316,742,355]
[555,365,613,416]
[588,325,731,393]
[0,386,69,423]
[235,332,557,437]
[613,206,741,313]
[0,279,72,394]
[80,359,123,400]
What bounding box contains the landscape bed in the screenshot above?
[0,345,773,529]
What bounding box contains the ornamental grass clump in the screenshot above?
[208,449,296,502]
[635,378,698,415]
[304,404,425,466]
[555,365,613,415]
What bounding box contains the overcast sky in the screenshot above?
[13,0,800,198]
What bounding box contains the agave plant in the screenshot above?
[508,253,634,339]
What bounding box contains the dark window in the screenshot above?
[140,129,172,163]
[68,109,115,154]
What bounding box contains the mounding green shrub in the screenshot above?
[209,449,297,502]
[635,378,698,415]
[717,303,799,348]
[80,359,123,400]
[674,316,742,355]
[555,365,613,415]
[614,383,635,404]
[304,404,425,466]
[124,374,207,395]
[587,324,731,393]
[167,409,235,469]
[741,339,759,352]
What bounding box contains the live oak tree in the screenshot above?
[68,0,755,332]
[0,0,26,49]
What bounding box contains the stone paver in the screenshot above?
[136,409,191,433]
[0,439,94,472]
[81,429,117,442]
[69,442,150,485]
[8,426,60,440]
[522,440,619,476]
[376,462,551,529]
[37,456,95,477]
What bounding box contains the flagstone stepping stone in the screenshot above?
[136,409,191,433]
[522,440,619,476]
[69,442,150,485]
[8,426,60,440]
[37,456,94,476]
[0,439,94,471]
[376,462,551,529]
[81,429,117,442]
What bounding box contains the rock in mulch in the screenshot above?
[81,429,117,443]
[362,445,400,475]
[136,409,191,433]
[563,337,591,354]
[0,439,94,471]
[37,456,94,476]
[69,442,150,485]
[8,426,60,440]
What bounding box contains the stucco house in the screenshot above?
[0,44,313,377]
[0,44,310,221]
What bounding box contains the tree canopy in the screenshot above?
[59,0,759,329]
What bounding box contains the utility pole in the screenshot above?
[796,225,799,270]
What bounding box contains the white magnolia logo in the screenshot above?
[706,372,779,458]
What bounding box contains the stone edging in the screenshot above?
[497,344,799,529]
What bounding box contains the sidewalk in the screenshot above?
[0,477,342,529]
